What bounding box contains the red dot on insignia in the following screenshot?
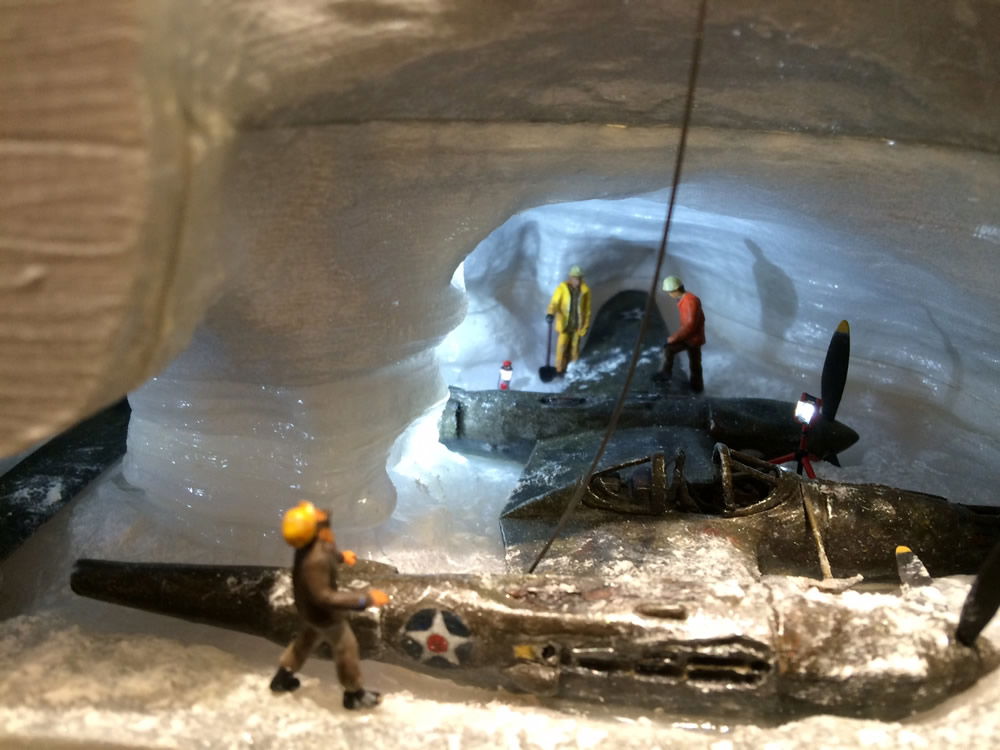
[427,634,449,653]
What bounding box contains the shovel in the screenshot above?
[539,319,557,382]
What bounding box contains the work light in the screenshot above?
[794,392,821,425]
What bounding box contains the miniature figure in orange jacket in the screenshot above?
[658,276,705,393]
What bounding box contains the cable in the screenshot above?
[527,0,710,573]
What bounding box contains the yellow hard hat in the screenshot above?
[569,265,584,278]
[282,501,328,548]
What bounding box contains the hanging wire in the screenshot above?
[527,0,710,573]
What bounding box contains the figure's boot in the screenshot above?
[269,666,301,692]
[652,368,672,384]
[654,346,675,384]
[343,689,382,710]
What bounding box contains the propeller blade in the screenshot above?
[956,540,1000,647]
[821,320,850,422]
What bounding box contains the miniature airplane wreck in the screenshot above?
[71,550,994,722]
[69,292,1000,721]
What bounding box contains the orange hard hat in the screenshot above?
[281,501,329,548]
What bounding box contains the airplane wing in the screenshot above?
[499,426,737,576]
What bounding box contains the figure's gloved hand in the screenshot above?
[341,550,357,566]
[368,589,389,607]
[545,314,554,324]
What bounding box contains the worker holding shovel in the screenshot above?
[542,265,591,380]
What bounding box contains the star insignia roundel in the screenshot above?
[400,608,473,668]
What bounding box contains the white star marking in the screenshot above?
[406,610,470,666]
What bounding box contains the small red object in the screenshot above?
[770,393,823,478]
[498,360,513,391]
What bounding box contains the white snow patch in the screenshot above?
[42,479,64,507]
[268,571,295,609]
[973,224,1000,244]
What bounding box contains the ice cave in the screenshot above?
[2,1,1000,747]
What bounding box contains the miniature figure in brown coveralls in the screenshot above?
[270,501,388,710]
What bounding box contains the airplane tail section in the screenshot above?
[896,545,933,588]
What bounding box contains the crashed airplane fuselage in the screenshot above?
[71,557,991,721]
[439,386,859,465]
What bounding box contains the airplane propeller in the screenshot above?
[768,319,852,476]
[956,540,1000,647]
[819,320,851,466]
[821,320,851,423]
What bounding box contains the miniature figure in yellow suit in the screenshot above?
[545,265,591,376]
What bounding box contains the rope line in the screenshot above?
[527,0,710,573]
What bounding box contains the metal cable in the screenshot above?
[527,0,710,573]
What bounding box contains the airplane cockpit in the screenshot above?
[584,444,794,519]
